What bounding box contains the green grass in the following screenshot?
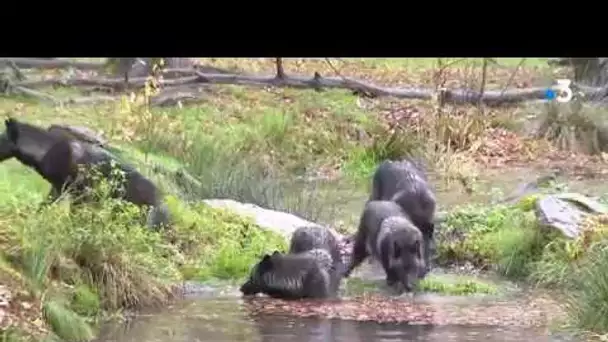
[343,274,498,296]
[418,274,498,295]
[42,299,95,342]
[564,241,608,333]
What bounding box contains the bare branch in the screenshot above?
[478,58,489,107]
[7,61,25,81]
[19,71,557,106]
[324,58,344,78]
[500,58,527,96]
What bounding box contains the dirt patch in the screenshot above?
[0,273,48,339]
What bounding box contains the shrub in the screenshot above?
[70,284,101,318]
[163,195,287,281]
[531,214,608,288]
[438,203,548,279]
[3,198,181,310]
[564,240,608,333]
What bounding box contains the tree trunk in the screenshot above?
[548,57,608,87]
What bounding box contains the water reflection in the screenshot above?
[250,315,574,342]
[95,298,577,342]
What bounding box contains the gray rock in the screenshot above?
[554,192,608,214]
[202,199,344,241]
[534,193,608,239]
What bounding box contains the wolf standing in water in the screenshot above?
[239,249,338,300]
[343,200,426,293]
[289,225,346,293]
[289,226,343,270]
[370,159,436,276]
[240,226,345,300]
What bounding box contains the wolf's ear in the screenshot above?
[5,118,18,143]
[259,254,274,272]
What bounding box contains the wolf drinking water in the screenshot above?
[344,200,426,293]
[370,159,436,275]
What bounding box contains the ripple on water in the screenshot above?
[95,297,580,342]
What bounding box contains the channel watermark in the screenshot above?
[545,79,573,103]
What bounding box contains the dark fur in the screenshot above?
[47,124,105,147]
[289,226,344,273]
[370,159,436,275]
[240,249,337,300]
[0,118,170,229]
[344,200,426,293]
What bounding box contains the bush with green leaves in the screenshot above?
[564,239,608,333]
[163,195,287,281]
[437,203,549,279]
[439,199,608,333]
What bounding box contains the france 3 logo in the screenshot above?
[545,79,573,103]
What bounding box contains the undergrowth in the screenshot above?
[440,192,608,334]
[0,160,287,341]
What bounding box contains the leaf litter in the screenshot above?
[242,291,565,327]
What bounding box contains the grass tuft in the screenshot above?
[42,298,95,342]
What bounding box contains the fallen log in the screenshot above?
[10,71,605,107]
[0,58,104,70]
[5,58,608,107]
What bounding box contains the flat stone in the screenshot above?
[202,199,344,242]
[535,195,589,239]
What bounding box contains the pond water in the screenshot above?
[95,263,578,342]
[95,296,579,342]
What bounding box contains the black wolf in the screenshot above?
[240,249,337,300]
[289,226,343,271]
[0,118,169,229]
[370,159,436,275]
[343,200,426,293]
